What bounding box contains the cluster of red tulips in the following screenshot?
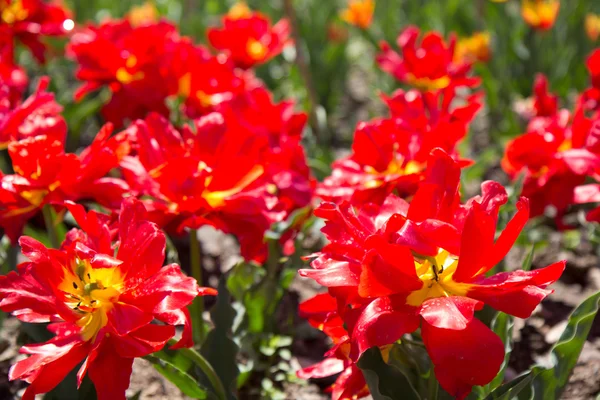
[0,1,597,400]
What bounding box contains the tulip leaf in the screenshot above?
[201,276,240,399]
[358,347,421,400]
[144,354,210,399]
[526,291,600,400]
[483,372,533,400]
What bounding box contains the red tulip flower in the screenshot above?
[297,293,370,400]
[377,26,480,90]
[120,112,284,261]
[503,75,600,221]
[0,0,72,63]
[317,87,481,204]
[207,2,291,69]
[0,76,66,148]
[0,198,216,400]
[0,124,130,243]
[68,20,184,126]
[300,149,565,399]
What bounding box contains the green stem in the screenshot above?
[180,346,227,400]
[428,360,439,400]
[189,229,205,344]
[42,205,59,249]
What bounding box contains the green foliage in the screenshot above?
[201,277,240,399]
[145,353,210,399]
[525,291,600,400]
[358,346,421,400]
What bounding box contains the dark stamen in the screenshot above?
[87,273,91,280]
[72,282,78,289]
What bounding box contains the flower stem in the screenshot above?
[180,346,227,400]
[189,229,205,344]
[42,205,59,249]
[428,360,439,400]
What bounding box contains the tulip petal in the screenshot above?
[467,260,565,318]
[422,308,504,399]
[352,296,420,357]
[88,340,134,400]
[297,357,345,380]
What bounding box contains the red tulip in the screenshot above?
[207,2,291,69]
[502,75,600,221]
[0,0,72,63]
[300,149,565,399]
[0,198,216,400]
[317,88,480,204]
[120,112,285,261]
[377,26,480,90]
[68,19,188,126]
[0,76,66,148]
[0,124,130,242]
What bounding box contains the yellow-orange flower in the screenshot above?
[455,32,491,64]
[340,0,374,30]
[586,13,600,41]
[521,0,559,31]
[126,1,158,26]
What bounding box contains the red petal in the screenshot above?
[12,336,88,400]
[422,309,504,399]
[88,340,134,400]
[407,148,460,222]
[108,302,153,336]
[112,324,174,358]
[359,236,421,297]
[488,198,529,268]
[352,296,420,357]
[297,357,345,380]
[116,199,166,288]
[467,260,565,318]
[299,260,360,287]
[331,364,369,400]
[453,202,495,283]
[120,264,198,315]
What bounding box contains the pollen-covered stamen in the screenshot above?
[406,250,471,307]
[59,259,123,341]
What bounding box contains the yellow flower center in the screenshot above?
[201,164,264,208]
[1,0,29,25]
[246,38,268,61]
[406,250,471,307]
[116,56,144,84]
[59,259,124,341]
[364,157,422,189]
[406,73,451,91]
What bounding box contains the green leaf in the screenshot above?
[527,291,600,400]
[486,312,514,393]
[358,347,421,400]
[201,276,240,399]
[144,354,209,399]
[483,372,533,400]
[521,245,535,272]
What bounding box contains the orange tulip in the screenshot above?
[126,1,158,27]
[340,0,374,30]
[521,0,559,31]
[455,32,491,64]
[586,13,600,41]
